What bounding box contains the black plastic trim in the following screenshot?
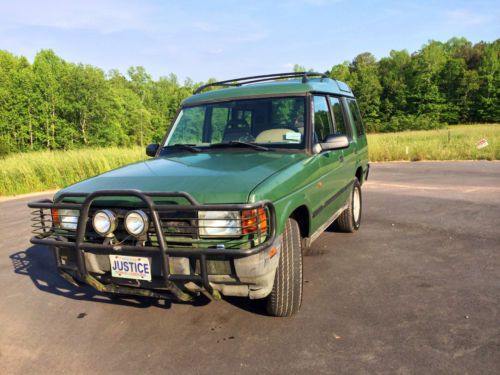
[312,180,353,218]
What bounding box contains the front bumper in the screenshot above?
[29,189,277,301]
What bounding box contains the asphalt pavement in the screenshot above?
[0,161,499,374]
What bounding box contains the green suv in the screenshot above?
[29,72,369,317]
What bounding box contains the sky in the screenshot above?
[0,0,498,82]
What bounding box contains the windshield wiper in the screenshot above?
[210,141,270,151]
[164,144,201,153]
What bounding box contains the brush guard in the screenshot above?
[28,190,276,301]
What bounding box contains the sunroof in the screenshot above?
[336,80,352,93]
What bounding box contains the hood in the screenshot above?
[56,151,307,203]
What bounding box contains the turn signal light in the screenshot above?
[241,208,268,235]
[51,208,60,225]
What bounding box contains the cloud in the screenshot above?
[0,0,156,33]
[444,9,494,26]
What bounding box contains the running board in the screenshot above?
[304,205,348,248]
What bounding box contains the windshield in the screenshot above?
[163,97,306,151]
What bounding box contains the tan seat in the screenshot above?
[256,128,298,143]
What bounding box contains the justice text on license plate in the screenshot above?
[109,255,152,281]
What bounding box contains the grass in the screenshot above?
[0,147,144,196]
[368,124,500,162]
[1,124,499,197]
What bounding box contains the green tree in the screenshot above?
[127,66,153,147]
[474,40,500,122]
[329,61,351,83]
[32,50,67,149]
[378,50,411,122]
[349,53,383,131]
[407,41,449,121]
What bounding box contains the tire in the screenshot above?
[336,179,362,233]
[266,218,303,317]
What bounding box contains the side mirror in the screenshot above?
[320,134,349,151]
[146,143,159,157]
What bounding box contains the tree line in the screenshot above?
[0,37,498,154]
[0,49,200,154]
[327,37,499,132]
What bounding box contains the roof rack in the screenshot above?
[194,72,329,94]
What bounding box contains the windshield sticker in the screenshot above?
[285,132,301,142]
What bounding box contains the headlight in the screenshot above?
[92,209,117,236]
[199,211,241,237]
[51,209,79,230]
[59,209,79,230]
[124,210,149,236]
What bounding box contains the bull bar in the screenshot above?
[28,190,276,301]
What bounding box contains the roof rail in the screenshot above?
[194,72,329,94]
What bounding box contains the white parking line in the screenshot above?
[365,181,500,193]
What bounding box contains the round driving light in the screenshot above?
[92,209,117,236]
[124,210,149,236]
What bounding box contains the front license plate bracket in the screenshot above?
[109,254,152,282]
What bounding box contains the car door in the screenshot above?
[308,95,347,230]
[330,96,357,188]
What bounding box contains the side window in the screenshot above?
[312,95,332,142]
[347,99,365,137]
[329,97,348,136]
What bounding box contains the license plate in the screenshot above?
[109,255,152,281]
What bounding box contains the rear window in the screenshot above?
[346,99,365,137]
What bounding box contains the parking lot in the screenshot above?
[1,161,499,374]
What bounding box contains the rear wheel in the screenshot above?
[266,218,303,317]
[336,179,362,232]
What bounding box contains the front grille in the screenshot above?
[159,211,198,238]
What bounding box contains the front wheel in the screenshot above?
[336,179,362,232]
[266,218,303,317]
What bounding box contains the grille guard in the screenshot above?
[28,189,276,298]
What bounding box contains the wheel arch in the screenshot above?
[355,166,364,184]
[289,204,311,239]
